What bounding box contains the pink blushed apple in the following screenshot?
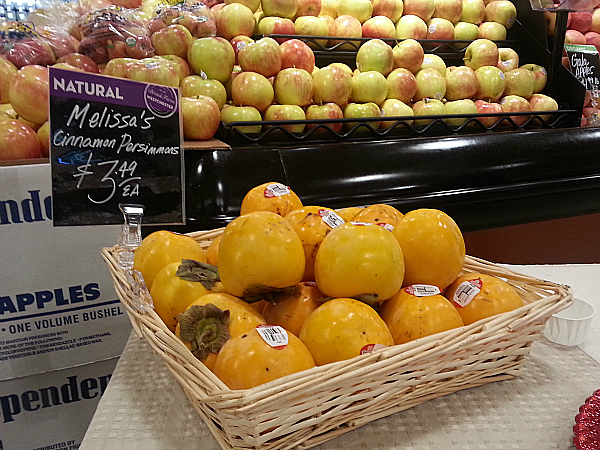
[151,24,193,59]
[426,18,455,41]
[499,94,531,126]
[264,104,306,132]
[225,0,261,12]
[412,98,446,124]
[0,118,42,161]
[497,47,519,72]
[484,0,517,29]
[460,0,485,25]
[478,21,506,41]
[328,15,363,49]
[306,103,344,131]
[396,14,428,39]
[356,38,395,75]
[274,68,314,106]
[231,71,275,112]
[392,39,425,73]
[279,39,315,73]
[231,35,255,63]
[103,58,135,78]
[0,57,18,103]
[181,95,221,140]
[162,55,192,83]
[565,29,587,45]
[55,53,99,73]
[464,38,498,70]
[420,54,447,75]
[474,99,503,127]
[128,58,180,88]
[569,11,593,34]
[362,16,397,39]
[380,98,414,128]
[188,37,236,83]
[312,65,353,106]
[386,68,418,103]
[238,37,283,78]
[181,76,228,109]
[520,63,548,94]
[37,121,50,157]
[585,31,600,53]
[403,0,436,21]
[262,0,299,18]
[528,93,558,122]
[433,0,463,24]
[294,16,329,47]
[337,0,373,23]
[351,71,388,105]
[372,0,404,22]
[474,65,505,101]
[8,65,49,125]
[220,105,263,133]
[217,3,256,40]
[343,102,381,130]
[414,68,447,101]
[444,98,477,125]
[445,65,478,100]
[258,17,297,43]
[295,0,321,17]
[503,68,535,98]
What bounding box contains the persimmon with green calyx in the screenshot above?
[314,222,405,305]
[133,230,206,291]
[177,303,231,362]
[218,211,305,299]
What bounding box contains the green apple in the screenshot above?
[420,53,446,75]
[380,98,414,128]
[181,95,221,140]
[337,0,373,23]
[478,21,507,41]
[220,105,263,133]
[181,76,227,109]
[412,98,446,124]
[187,37,235,83]
[474,65,506,101]
[274,68,314,107]
[343,102,381,130]
[453,22,479,49]
[312,66,353,106]
[264,104,306,132]
[521,63,548,93]
[351,71,388,105]
[444,98,477,125]
[464,38,499,70]
[414,68,446,101]
[460,0,485,24]
[356,39,394,76]
[484,0,517,29]
[503,68,535,98]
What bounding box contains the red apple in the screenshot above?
[464,38,498,70]
[2,37,55,68]
[279,39,315,73]
[181,76,227,109]
[474,99,503,127]
[295,0,322,17]
[503,68,535,98]
[328,15,363,49]
[395,14,428,39]
[43,33,79,59]
[231,71,274,111]
[386,68,417,103]
[188,37,236,83]
[528,93,558,122]
[380,98,414,128]
[312,65,353,106]
[343,102,381,130]
[414,68,446,101]
[128,58,180,87]
[258,17,297,43]
[569,11,593,34]
[445,65,477,100]
[238,37,282,78]
[0,118,42,161]
[460,0,485,25]
[294,16,330,47]
[585,31,600,53]
[372,0,404,22]
[264,104,306,132]
[274,68,314,106]
[217,3,256,40]
[362,16,397,39]
[433,0,463,24]
[181,95,221,140]
[392,39,424,74]
[497,47,519,72]
[484,0,517,29]
[262,0,298,18]
[474,65,506,101]
[37,121,50,157]
[151,24,193,59]
[337,0,373,23]
[356,38,394,75]
[412,98,446,124]
[55,53,99,73]
[403,0,436,21]
[520,63,547,94]
[0,57,18,104]
[478,21,507,40]
[306,103,344,131]
[351,71,388,105]
[499,94,531,126]
[8,65,49,125]
[220,105,262,133]
[444,98,477,125]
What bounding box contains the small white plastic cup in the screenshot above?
[543,297,596,346]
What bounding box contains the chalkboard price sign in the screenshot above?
[49,67,184,226]
[564,43,600,91]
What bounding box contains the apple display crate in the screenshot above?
[101,227,573,450]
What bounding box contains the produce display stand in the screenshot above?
[102,230,572,450]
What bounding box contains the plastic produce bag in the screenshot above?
[147,0,217,38]
[0,21,57,67]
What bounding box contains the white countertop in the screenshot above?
[80,264,600,450]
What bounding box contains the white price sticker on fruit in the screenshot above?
[405,284,442,297]
[453,279,483,307]
[264,183,291,197]
[319,209,344,228]
[257,325,289,349]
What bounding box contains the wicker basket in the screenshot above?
[102,227,573,450]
